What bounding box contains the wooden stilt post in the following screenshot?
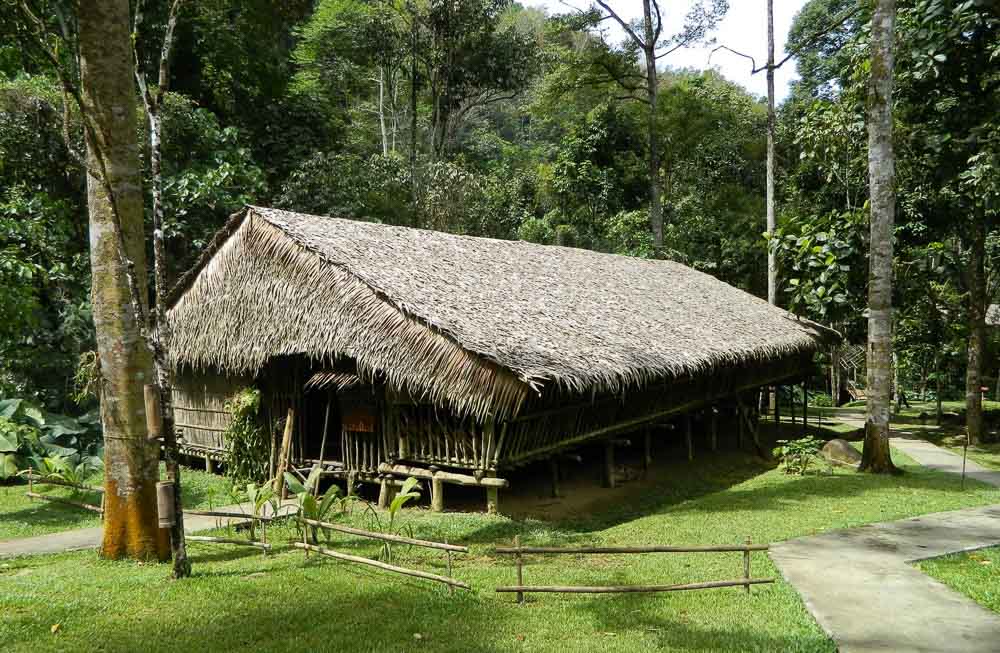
[603,441,616,488]
[736,403,744,450]
[550,458,561,498]
[643,428,652,470]
[802,382,808,436]
[315,399,331,497]
[710,408,718,452]
[431,473,444,512]
[486,471,499,514]
[204,455,212,473]
[275,407,295,499]
[685,415,693,461]
[378,476,391,509]
[775,386,781,426]
[347,471,357,497]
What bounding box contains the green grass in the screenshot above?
[917,546,1000,614]
[0,464,234,541]
[901,424,1000,471]
[2,444,1000,653]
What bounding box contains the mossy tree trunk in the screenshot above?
[860,0,898,474]
[80,0,169,560]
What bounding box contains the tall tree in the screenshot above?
[765,0,776,305]
[589,0,728,249]
[860,0,897,473]
[77,0,171,554]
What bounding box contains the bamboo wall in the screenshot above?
[172,368,250,453]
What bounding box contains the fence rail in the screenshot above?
[495,536,773,603]
[23,472,104,516]
[296,517,468,591]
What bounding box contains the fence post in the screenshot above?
[743,536,751,594]
[515,535,524,605]
[27,473,33,500]
[446,540,454,596]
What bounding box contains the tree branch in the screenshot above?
[594,0,645,49]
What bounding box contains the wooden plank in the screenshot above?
[300,517,468,552]
[293,542,470,590]
[494,544,769,554]
[496,578,775,594]
[378,463,509,488]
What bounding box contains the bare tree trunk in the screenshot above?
[80,0,169,559]
[642,0,663,249]
[134,0,190,579]
[966,216,986,443]
[766,0,777,305]
[378,67,389,156]
[860,0,897,474]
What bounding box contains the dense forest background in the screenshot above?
[1,0,997,415]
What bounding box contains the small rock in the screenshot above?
[821,439,862,467]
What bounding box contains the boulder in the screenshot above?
[821,439,862,467]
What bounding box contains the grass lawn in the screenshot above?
[917,546,1000,615]
[0,463,235,541]
[3,443,1000,653]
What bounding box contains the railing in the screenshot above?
[294,517,470,591]
[495,536,773,603]
[23,472,104,515]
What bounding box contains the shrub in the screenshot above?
[223,388,268,485]
[773,436,828,475]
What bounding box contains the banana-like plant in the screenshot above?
[242,481,278,542]
[284,465,353,543]
[366,476,421,562]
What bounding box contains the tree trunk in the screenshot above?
[642,0,663,249]
[966,216,986,444]
[80,0,169,559]
[859,0,897,474]
[766,0,777,305]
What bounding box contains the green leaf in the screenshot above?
[284,472,306,496]
[0,429,19,452]
[0,399,21,419]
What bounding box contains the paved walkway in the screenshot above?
[771,438,1000,653]
[0,500,296,559]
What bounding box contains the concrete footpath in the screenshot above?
[771,438,1000,653]
[0,500,296,559]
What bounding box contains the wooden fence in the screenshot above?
[23,472,104,516]
[494,536,773,603]
[294,517,470,591]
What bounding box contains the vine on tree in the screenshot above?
[222,387,268,484]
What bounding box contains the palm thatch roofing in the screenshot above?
[167,206,833,420]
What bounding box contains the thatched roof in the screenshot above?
[167,206,832,419]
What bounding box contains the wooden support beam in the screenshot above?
[204,455,213,473]
[377,477,393,509]
[643,428,652,470]
[802,383,809,436]
[710,408,718,452]
[347,471,357,497]
[775,386,781,425]
[431,474,445,512]
[685,416,693,462]
[603,441,616,488]
[378,463,509,488]
[486,471,499,514]
[736,404,744,449]
[275,407,295,499]
[550,458,561,498]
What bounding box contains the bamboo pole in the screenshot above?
[315,399,331,497]
[25,492,103,513]
[603,441,615,488]
[292,542,470,590]
[378,463,508,488]
[494,544,769,554]
[275,407,295,498]
[496,578,775,595]
[431,473,444,513]
[300,517,468,552]
[186,535,272,552]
